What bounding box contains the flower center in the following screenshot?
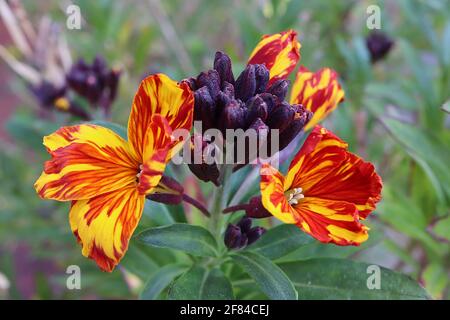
[285,187,304,205]
[136,164,144,182]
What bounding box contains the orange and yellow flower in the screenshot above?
[290,66,345,130]
[34,74,194,271]
[248,29,301,85]
[260,126,382,245]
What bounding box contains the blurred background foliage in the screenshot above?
[0,0,449,299]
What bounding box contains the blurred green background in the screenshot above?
[0,0,449,299]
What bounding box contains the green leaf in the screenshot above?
[247,224,314,260]
[168,265,234,300]
[382,118,450,206]
[431,215,450,242]
[231,251,298,300]
[137,223,218,257]
[86,120,127,139]
[279,258,430,300]
[422,263,449,299]
[119,245,159,280]
[140,264,188,300]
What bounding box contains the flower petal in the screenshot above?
[260,164,297,224]
[128,73,194,161]
[285,126,382,218]
[137,115,173,195]
[35,124,138,201]
[248,30,301,85]
[293,197,369,245]
[284,125,348,193]
[290,66,344,130]
[70,186,145,272]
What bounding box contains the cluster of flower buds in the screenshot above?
[366,31,394,63]
[31,82,90,120]
[66,56,121,112]
[187,134,222,186]
[224,217,266,250]
[185,52,312,183]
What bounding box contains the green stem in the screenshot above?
[208,165,233,242]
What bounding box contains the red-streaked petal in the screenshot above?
[137,115,173,195]
[284,125,348,192]
[128,73,194,161]
[248,30,301,85]
[293,197,369,245]
[285,126,382,218]
[290,66,345,130]
[34,124,138,201]
[70,186,145,272]
[260,164,296,224]
[306,152,382,219]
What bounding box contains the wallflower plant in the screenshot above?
[34,30,428,300]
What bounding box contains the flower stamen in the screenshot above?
[285,187,304,205]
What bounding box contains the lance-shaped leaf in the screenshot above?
[168,265,234,300]
[279,258,430,300]
[140,264,188,300]
[137,223,218,257]
[247,224,314,260]
[231,251,298,300]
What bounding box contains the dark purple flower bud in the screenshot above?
[246,95,268,125]
[279,105,312,150]
[245,196,272,219]
[182,77,197,91]
[194,86,216,130]
[259,92,277,114]
[221,81,235,98]
[188,135,221,186]
[197,69,221,99]
[147,193,183,205]
[67,101,91,120]
[253,64,269,94]
[235,65,256,102]
[266,101,295,132]
[237,233,248,249]
[214,51,235,86]
[366,31,394,63]
[221,100,246,131]
[237,217,252,233]
[224,224,242,249]
[247,226,266,245]
[268,79,290,101]
[105,68,121,102]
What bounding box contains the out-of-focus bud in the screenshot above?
[224,224,243,249]
[31,82,90,120]
[247,226,266,245]
[366,31,394,63]
[266,101,295,132]
[214,51,235,86]
[197,70,221,99]
[245,196,272,219]
[268,79,289,101]
[187,135,221,186]
[254,64,270,94]
[235,65,256,102]
[66,56,121,111]
[279,104,312,150]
